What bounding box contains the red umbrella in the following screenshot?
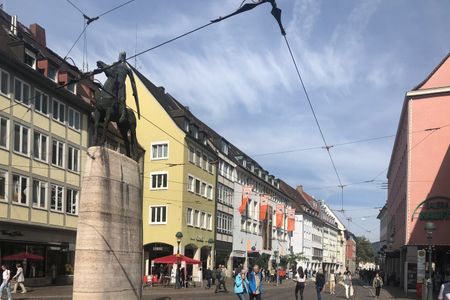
[153,254,201,265]
[2,252,44,261]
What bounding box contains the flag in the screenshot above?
[260,195,269,221]
[239,185,253,215]
[275,204,284,228]
[287,208,296,232]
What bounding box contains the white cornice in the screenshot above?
[406,86,450,97]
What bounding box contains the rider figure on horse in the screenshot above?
[91,51,139,123]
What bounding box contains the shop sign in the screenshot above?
[411,196,450,221]
[417,250,426,282]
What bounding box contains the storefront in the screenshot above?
[0,222,76,286]
[215,240,232,268]
[143,242,174,276]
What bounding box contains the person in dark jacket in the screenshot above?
[315,269,325,300]
[205,268,212,289]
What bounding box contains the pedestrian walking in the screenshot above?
[215,265,228,293]
[293,267,306,300]
[0,265,12,300]
[372,272,383,299]
[212,267,217,285]
[439,281,450,300]
[12,263,26,294]
[248,265,263,300]
[329,269,336,295]
[234,269,249,300]
[343,269,353,299]
[205,268,212,289]
[315,269,325,300]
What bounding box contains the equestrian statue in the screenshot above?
[87,52,140,161]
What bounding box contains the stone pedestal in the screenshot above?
[73,147,142,300]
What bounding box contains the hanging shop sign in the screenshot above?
[411,196,450,221]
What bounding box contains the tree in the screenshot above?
[355,236,375,264]
[254,253,271,270]
[280,252,305,269]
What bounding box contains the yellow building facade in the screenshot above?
[0,16,94,285]
[126,69,217,281]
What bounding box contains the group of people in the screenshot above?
[1,264,27,300]
[233,264,264,300]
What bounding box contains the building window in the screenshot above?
[0,117,8,148]
[200,212,206,229]
[208,160,213,173]
[50,184,64,212]
[151,143,168,160]
[195,151,201,166]
[188,175,194,192]
[33,131,48,162]
[150,206,167,224]
[52,99,65,123]
[66,189,78,215]
[190,126,198,139]
[0,170,7,202]
[12,174,28,205]
[217,212,232,235]
[202,155,207,170]
[14,123,29,155]
[52,139,64,168]
[0,69,9,96]
[207,214,212,231]
[150,172,168,190]
[194,210,200,227]
[187,208,193,226]
[66,80,76,94]
[201,182,207,197]
[221,140,228,155]
[47,64,58,82]
[34,90,48,115]
[68,146,79,172]
[68,107,80,131]
[188,146,195,163]
[14,78,30,105]
[32,180,47,209]
[195,179,201,194]
[24,49,36,69]
[207,185,213,200]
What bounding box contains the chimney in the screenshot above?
[29,23,46,46]
[296,185,304,193]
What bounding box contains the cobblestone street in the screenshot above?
[7,280,416,300]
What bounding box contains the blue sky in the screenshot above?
[5,0,450,241]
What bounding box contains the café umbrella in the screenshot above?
[153,254,201,265]
[2,252,44,261]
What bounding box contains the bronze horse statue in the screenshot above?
[89,52,140,161]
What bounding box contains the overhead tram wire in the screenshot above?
[281,32,349,212]
[63,0,137,60]
[282,35,343,188]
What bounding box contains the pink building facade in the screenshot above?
[385,53,450,291]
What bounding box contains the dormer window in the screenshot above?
[66,76,76,94]
[242,160,246,167]
[24,49,36,69]
[258,170,262,178]
[183,118,190,132]
[189,125,198,139]
[220,140,228,155]
[250,164,254,172]
[47,64,58,82]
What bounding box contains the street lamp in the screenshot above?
[274,250,279,286]
[425,222,435,300]
[175,231,183,289]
